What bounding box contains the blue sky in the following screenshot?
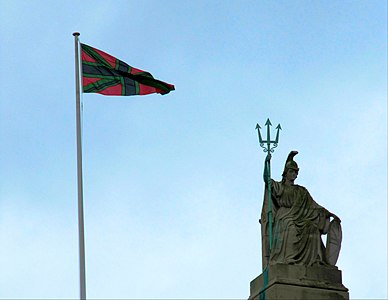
[0,1,386,299]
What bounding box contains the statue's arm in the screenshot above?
[262,153,281,207]
[318,206,342,234]
[329,212,341,223]
[263,153,271,185]
[322,203,341,222]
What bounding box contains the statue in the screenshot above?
[260,151,342,269]
[251,120,349,299]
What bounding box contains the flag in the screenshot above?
[81,43,175,96]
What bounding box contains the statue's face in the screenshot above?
[286,168,298,183]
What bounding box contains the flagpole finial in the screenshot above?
[73,32,80,36]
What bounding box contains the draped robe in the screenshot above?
[260,179,334,269]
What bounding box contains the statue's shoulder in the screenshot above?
[294,184,307,191]
[270,180,284,195]
[272,180,283,188]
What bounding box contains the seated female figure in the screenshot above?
[260,151,341,269]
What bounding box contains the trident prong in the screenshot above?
[274,124,282,144]
[255,124,264,145]
[265,118,272,149]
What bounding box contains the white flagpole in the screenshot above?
[73,32,86,300]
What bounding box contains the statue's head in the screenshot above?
[282,151,299,182]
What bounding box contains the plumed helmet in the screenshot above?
[282,151,299,177]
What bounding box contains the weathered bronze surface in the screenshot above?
[261,151,342,269]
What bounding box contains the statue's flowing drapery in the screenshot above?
[261,179,341,269]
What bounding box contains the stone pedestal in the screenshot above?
[249,264,349,300]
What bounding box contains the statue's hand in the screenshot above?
[266,153,272,162]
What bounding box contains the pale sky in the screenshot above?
[0,1,387,299]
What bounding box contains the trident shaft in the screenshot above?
[255,118,281,251]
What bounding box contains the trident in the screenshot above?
[255,118,281,251]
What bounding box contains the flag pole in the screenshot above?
[73,32,86,300]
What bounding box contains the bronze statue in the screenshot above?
[260,151,342,269]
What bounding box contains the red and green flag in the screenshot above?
[81,43,175,96]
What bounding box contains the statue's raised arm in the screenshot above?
[263,154,271,185]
